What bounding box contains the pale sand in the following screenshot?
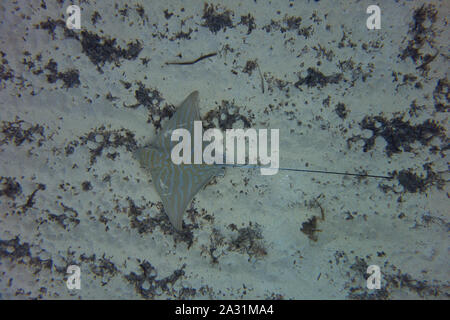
[0,0,448,299]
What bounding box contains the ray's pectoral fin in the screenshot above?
[154,91,200,153]
[151,162,222,231]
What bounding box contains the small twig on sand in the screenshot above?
[165,52,217,65]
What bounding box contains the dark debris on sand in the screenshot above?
[201,3,234,33]
[35,18,142,73]
[0,237,53,275]
[44,59,80,88]
[123,82,175,131]
[203,100,254,131]
[80,30,142,72]
[124,260,185,299]
[393,163,445,193]
[350,115,445,157]
[239,13,256,35]
[36,17,78,40]
[399,4,438,70]
[335,102,348,119]
[0,177,22,199]
[0,51,14,83]
[347,256,448,299]
[72,126,138,165]
[123,82,164,109]
[227,222,267,261]
[294,67,342,88]
[242,60,258,76]
[433,78,449,112]
[0,119,45,147]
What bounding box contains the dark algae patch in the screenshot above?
[48,202,80,230]
[55,69,79,88]
[346,255,448,299]
[163,9,173,20]
[36,17,79,40]
[351,115,445,156]
[285,16,303,31]
[242,60,258,76]
[125,261,185,299]
[329,251,449,299]
[79,254,118,284]
[65,126,137,165]
[44,59,80,88]
[200,223,268,264]
[0,51,14,83]
[0,119,45,146]
[0,237,53,274]
[91,11,102,25]
[0,177,22,199]
[239,13,256,35]
[47,210,80,230]
[396,170,428,193]
[35,17,143,73]
[35,17,67,40]
[81,128,137,165]
[348,113,447,194]
[393,163,445,193]
[124,82,164,109]
[261,15,312,38]
[202,3,233,33]
[80,30,142,71]
[300,196,325,241]
[300,216,321,241]
[335,102,348,119]
[203,100,254,131]
[295,67,342,88]
[21,183,46,213]
[433,78,449,112]
[81,181,92,191]
[36,18,140,63]
[228,222,267,260]
[170,29,193,41]
[399,4,438,68]
[122,82,175,130]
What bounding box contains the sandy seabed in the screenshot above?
[0,0,448,299]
